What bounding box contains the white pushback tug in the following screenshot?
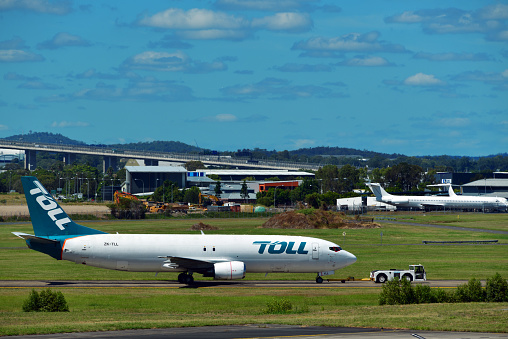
[370,264,426,283]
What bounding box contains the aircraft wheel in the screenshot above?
[402,274,413,282]
[177,273,186,284]
[316,276,324,284]
[376,274,387,283]
[183,274,194,285]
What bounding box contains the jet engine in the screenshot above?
[213,261,246,280]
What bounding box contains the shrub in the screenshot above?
[22,288,69,312]
[379,278,402,305]
[434,288,452,303]
[22,289,40,312]
[265,298,293,314]
[414,284,436,304]
[454,278,485,303]
[486,273,508,302]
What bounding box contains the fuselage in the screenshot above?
[381,195,508,210]
[62,234,356,273]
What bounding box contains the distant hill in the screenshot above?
[289,146,400,159]
[1,132,201,153]
[4,132,86,145]
[109,141,201,153]
[2,131,506,162]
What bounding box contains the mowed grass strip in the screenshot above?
[1,287,507,336]
[1,214,507,335]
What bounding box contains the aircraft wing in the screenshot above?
[158,256,223,271]
[420,203,446,208]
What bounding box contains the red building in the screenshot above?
[259,181,299,192]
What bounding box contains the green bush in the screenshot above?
[486,273,508,302]
[433,288,453,303]
[265,298,293,314]
[379,274,507,306]
[454,278,485,303]
[379,278,402,305]
[414,284,436,304]
[22,288,69,312]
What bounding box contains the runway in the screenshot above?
[0,279,469,288]
[6,325,506,339]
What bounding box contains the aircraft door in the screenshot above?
[80,241,91,264]
[312,243,319,260]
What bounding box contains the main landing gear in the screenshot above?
[316,274,324,284]
[178,272,194,285]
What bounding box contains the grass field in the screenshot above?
[1,213,507,335]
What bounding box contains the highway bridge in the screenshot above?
[0,140,323,172]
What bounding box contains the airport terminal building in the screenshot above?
[123,166,314,201]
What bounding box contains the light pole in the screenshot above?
[85,177,90,201]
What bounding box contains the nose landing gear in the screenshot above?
[316,275,324,284]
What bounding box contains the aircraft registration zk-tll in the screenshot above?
[367,183,508,212]
[13,177,357,284]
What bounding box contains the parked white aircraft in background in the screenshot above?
[13,177,356,284]
[367,183,508,212]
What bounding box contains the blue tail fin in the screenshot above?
[21,176,106,237]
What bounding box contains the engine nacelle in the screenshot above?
[214,261,246,280]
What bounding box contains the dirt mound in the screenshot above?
[262,210,380,229]
[190,222,219,231]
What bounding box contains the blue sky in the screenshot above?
[0,0,507,156]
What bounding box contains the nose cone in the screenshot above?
[338,250,357,268]
[345,251,357,266]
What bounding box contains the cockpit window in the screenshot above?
[329,246,342,252]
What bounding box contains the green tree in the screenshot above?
[240,180,249,202]
[338,164,360,193]
[384,162,423,191]
[185,161,206,171]
[214,180,222,199]
[183,186,200,204]
[316,165,340,193]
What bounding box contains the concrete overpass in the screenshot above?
[0,140,323,172]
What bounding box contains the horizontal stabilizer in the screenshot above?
[12,232,59,244]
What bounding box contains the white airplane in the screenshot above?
[367,183,508,212]
[13,176,356,284]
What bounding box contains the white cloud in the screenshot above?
[51,121,90,128]
[435,117,471,127]
[0,0,72,15]
[291,139,316,148]
[292,31,408,54]
[414,52,493,62]
[385,5,508,42]
[339,55,392,67]
[139,8,312,40]
[37,32,91,49]
[213,114,237,122]
[404,73,445,86]
[252,12,312,33]
[0,50,44,62]
[139,8,247,30]
[122,51,228,73]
